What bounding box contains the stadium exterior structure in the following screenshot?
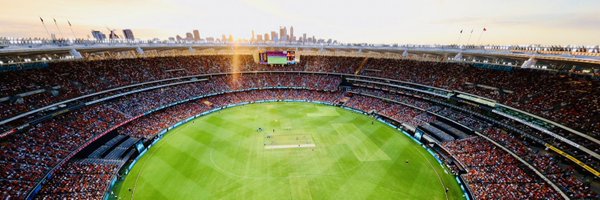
[1,45,599,199]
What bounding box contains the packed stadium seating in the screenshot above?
[35,161,119,200]
[1,55,598,199]
[483,127,597,199]
[444,137,560,199]
[361,58,600,138]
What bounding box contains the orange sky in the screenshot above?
[1,0,599,45]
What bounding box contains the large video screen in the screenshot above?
[259,51,296,65]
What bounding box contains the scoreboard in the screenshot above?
[258,51,297,65]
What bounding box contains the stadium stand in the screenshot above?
[1,55,598,199]
[444,137,561,199]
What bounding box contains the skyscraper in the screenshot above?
[122,29,135,40]
[303,33,307,43]
[251,30,255,42]
[271,31,278,42]
[193,30,201,41]
[264,33,270,41]
[279,26,287,41]
[185,32,193,41]
[290,26,294,42]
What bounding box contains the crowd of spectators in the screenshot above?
[352,72,600,170]
[0,105,126,198]
[0,55,352,125]
[0,55,600,137]
[2,55,598,139]
[444,137,561,199]
[34,161,119,200]
[483,127,598,199]
[343,94,435,127]
[299,56,363,74]
[362,58,600,139]
[349,87,490,132]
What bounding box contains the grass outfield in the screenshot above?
[114,102,465,200]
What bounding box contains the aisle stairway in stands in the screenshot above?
[89,135,127,159]
[103,137,139,160]
[354,57,370,75]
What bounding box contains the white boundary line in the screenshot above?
[413,146,449,200]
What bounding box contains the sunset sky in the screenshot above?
[1,0,599,45]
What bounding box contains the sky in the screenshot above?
[0,0,599,45]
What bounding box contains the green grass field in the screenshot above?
[114,102,465,200]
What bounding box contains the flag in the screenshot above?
[68,21,72,27]
[460,30,463,34]
[483,28,487,31]
[53,18,56,23]
[40,17,44,23]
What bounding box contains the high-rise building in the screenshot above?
[271,31,278,42]
[303,33,307,43]
[185,32,193,41]
[176,35,183,41]
[123,29,135,40]
[290,26,294,42]
[264,33,270,41]
[91,30,106,40]
[251,30,255,42]
[228,34,234,42]
[279,26,287,41]
[256,34,263,41]
[221,35,227,43]
[193,30,200,41]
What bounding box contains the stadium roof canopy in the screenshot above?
[1,43,599,74]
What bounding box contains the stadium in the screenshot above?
[1,1,600,200]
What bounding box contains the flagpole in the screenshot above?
[68,20,76,40]
[466,29,474,45]
[40,17,52,39]
[53,18,64,39]
[477,28,486,45]
[456,30,463,45]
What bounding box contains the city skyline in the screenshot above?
[163,25,333,44]
[1,0,599,45]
